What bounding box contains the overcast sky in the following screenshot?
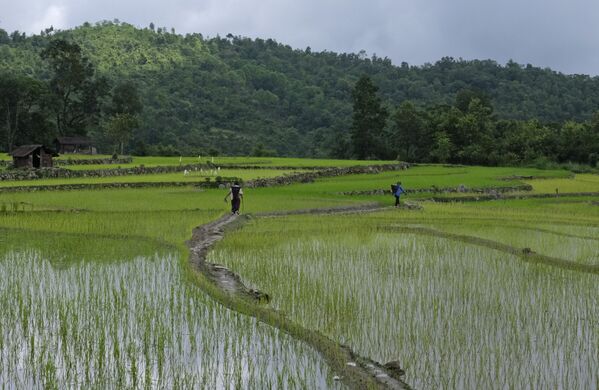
[2,0,598,75]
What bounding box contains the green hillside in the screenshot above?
[1,21,599,159]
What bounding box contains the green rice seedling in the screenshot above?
[0,183,374,219]
[425,222,599,265]
[2,160,592,389]
[299,165,570,195]
[0,251,342,388]
[525,173,599,194]
[373,199,599,266]
[211,208,599,389]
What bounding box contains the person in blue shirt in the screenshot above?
[392,182,406,207]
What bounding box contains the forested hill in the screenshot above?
[2,21,599,157]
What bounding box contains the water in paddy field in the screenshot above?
[213,230,599,389]
[0,251,342,389]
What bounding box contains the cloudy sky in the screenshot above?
[2,0,598,75]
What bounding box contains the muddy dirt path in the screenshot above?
[188,213,271,301]
[186,205,411,390]
[257,202,421,217]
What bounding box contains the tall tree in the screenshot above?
[350,75,388,159]
[557,118,599,164]
[105,113,138,155]
[389,101,431,161]
[41,39,107,135]
[455,98,495,164]
[429,131,453,163]
[102,80,143,155]
[0,74,48,151]
[0,29,10,44]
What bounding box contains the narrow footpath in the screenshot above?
[186,206,411,390]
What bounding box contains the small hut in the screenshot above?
[54,136,95,154]
[10,145,54,168]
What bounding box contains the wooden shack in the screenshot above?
[10,145,54,168]
[54,136,96,154]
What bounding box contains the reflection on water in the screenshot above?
[214,228,599,389]
[0,228,172,266]
[0,251,340,389]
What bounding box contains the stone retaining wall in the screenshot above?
[0,177,241,193]
[0,163,218,181]
[1,160,409,182]
[55,157,133,165]
[217,163,399,171]
[0,163,409,192]
[339,184,533,196]
[499,174,575,180]
[244,163,409,188]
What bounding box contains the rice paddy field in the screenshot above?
[0,168,305,188]
[53,155,398,169]
[210,202,599,389]
[0,252,338,388]
[0,155,598,389]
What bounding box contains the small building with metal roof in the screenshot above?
[54,136,95,154]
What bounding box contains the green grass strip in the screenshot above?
[385,225,599,275]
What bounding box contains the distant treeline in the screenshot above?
[349,76,599,167]
[0,21,598,166]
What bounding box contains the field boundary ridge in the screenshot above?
[186,210,411,390]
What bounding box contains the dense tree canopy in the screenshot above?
[0,21,597,165]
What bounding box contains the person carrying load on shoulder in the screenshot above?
[391,181,406,208]
[224,181,243,215]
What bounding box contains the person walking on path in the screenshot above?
[391,182,406,207]
[224,182,243,214]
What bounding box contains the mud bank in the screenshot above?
[186,208,411,389]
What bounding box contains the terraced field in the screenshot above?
[211,199,599,388]
[0,156,597,388]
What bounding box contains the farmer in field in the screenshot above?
[224,182,243,215]
[391,181,406,207]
